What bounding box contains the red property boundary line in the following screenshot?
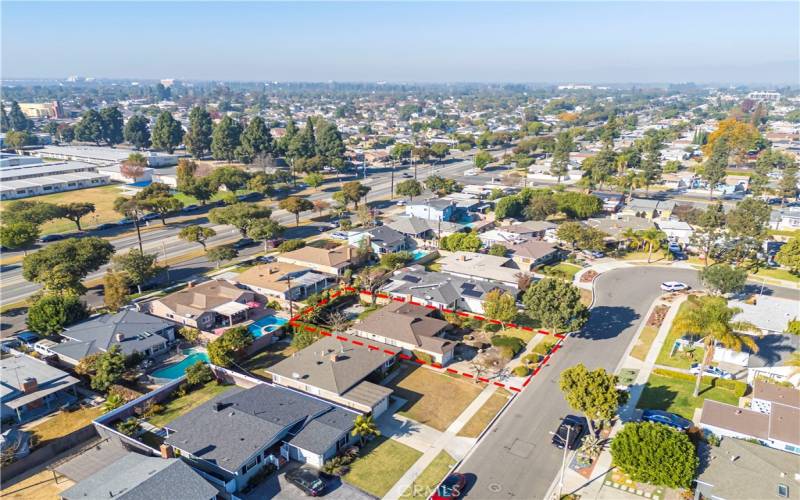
[286,286,567,393]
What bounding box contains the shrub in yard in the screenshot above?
[116,417,141,436]
[185,361,214,386]
[522,353,541,366]
[611,422,698,489]
[380,251,413,269]
[412,350,434,364]
[278,238,306,253]
[179,326,200,343]
[490,336,526,356]
[513,365,531,377]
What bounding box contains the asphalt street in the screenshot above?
[457,267,797,499]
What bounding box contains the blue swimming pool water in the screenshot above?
[410,249,428,261]
[248,316,289,338]
[151,349,210,379]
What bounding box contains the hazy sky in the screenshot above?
[2,1,798,84]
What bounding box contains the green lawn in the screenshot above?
[751,267,800,284]
[344,436,423,498]
[630,325,659,362]
[541,262,582,280]
[25,406,103,446]
[503,327,534,344]
[655,302,715,370]
[637,373,740,419]
[239,343,297,379]
[173,189,254,206]
[147,381,234,427]
[403,451,456,499]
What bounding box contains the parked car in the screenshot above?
[641,409,692,431]
[183,204,200,212]
[39,234,64,243]
[671,250,688,261]
[396,199,407,206]
[237,192,261,202]
[464,169,478,176]
[431,473,467,500]
[0,338,21,353]
[285,466,326,496]
[233,238,256,249]
[256,255,276,263]
[331,231,349,240]
[689,363,733,379]
[668,242,682,253]
[551,415,586,450]
[581,249,605,259]
[660,281,689,292]
[141,213,161,222]
[116,218,134,226]
[401,172,412,178]
[94,223,117,231]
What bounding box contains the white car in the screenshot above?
[689,363,733,379]
[330,231,349,240]
[464,169,478,176]
[660,281,689,292]
[396,200,407,206]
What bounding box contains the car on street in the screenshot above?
[331,231,349,240]
[116,218,134,226]
[233,238,256,249]
[431,473,467,500]
[689,363,733,379]
[94,223,117,231]
[237,192,261,202]
[39,234,64,243]
[401,172,412,178]
[183,204,200,212]
[285,466,326,496]
[660,281,689,292]
[551,415,586,450]
[641,409,692,431]
[396,199,407,206]
[256,255,276,263]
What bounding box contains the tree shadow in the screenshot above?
[636,383,679,413]
[572,306,639,341]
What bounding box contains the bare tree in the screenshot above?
[357,268,386,306]
[327,311,350,333]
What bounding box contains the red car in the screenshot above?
[431,473,467,499]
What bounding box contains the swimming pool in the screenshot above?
[248,315,289,338]
[410,249,428,261]
[151,348,210,380]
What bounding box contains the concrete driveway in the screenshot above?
[243,462,375,500]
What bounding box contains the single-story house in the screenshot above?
[386,216,468,244]
[405,198,457,222]
[729,295,798,335]
[348,225,409,254]
[268,335,395,416]
[662,171,696,191]
[771,207,800,232]
[699,380,800,455]
[591,191,624,213]
[1,353,79,423]
[164,384,358,491]
[381,267,516,314]
[654,218,694,245]
[351,301,454,364]
[506,240,560,270]
[621,198,675,220]
[439,251,522,287]
[60,452,218,500]
[501,220,557,239]
[147,279,255,331]
[277,244,360,276]
[236,263,337,302]
[585,216,655,242]
[478,229,527,248]
[49,309,177,366]
[693,438,800,500]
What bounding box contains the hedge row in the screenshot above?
[652,368,748,397]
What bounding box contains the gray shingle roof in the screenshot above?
[60,453,218,500]
[288,407,356,455]
[365,226,406,248]
[0,354,78,402]
[57,310,174,358]
[383,270,514,306]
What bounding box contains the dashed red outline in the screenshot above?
[286,286,567,393]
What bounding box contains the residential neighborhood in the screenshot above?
[1,2,800,499]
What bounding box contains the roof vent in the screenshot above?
[213,402,223,412]
[292,372,300,379]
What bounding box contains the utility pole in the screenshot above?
[162,240,170,283]
[390,158,395,200]
[287,273,294,320]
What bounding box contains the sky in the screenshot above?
[2,1,798,84]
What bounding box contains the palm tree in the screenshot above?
[639,228,666,263]
[784,351,800,379]
[351,414,380,445]
[102,393,125,413]
[620,228,641,251]
[673,296,760,397]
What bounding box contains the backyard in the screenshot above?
[403,450,456,499]
[637,372,740,419]
[147,381,234,427]
[343,436,422,498]
[457,390,510,438]
[23,406,104,447]
[239,342,297,379]
[387,365,483,432]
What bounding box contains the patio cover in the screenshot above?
[211,301,250,316]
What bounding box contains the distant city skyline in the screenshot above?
[2,1,798,84]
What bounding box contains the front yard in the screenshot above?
[457,390,510,438]
[387,365,483,432]
[630,325,659,362]
[654,302,714,370]
[343,436,422,498]
[147,381,234,427]
[24,406,103,446]
[403,450,456,499]
[540,262,582,280]
[637,372,740,419]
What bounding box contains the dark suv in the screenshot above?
[285,466,326,496]
[551,415,586,450]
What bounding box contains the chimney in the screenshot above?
[160,444,175,459]
[186,281,194,288]
[329,352,341,363]
[213,402,224,412]
[22,377,38,394]
[115,333,125,342]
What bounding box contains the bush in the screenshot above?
[278,239,306,253]
[412,350,434,364]
[513,365,531,377]
[652,368,748,397]
[522,353,541,366]
[27,294,89,335]
[611,422,698,488]
[380,251,413,269]
[116,417,141,436]
[185,361,213,386]
[179,326,200,343]
[490,336,526,356]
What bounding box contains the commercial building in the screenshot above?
[0,160,110,200]
[34,145,179,167]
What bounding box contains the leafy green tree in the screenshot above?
[236,116,273,163]
[279,196,314,226]
[123,114,151,149]
[74,109,104,144]
[4,130,33,151]
[208,166,250,192]
[425,175,461,195]
[0,222,39,254]
[113,249,160,294]
[315,121,346,166]
[524,195,558,221]
[639,228,666,263]
[673,295,759,396]
[207,326,252,367]
[430,142,449,163]
[119,152,148,182]
[554,192,602,219]
[207,245,239,268]
[610,422,698,489]
[91,346,126,392]
[556,221,585,250]
[208,203,272,237]
[58,124,75,143]
[99,106,124,146]
[689,202,727,267]
[341,181,371,209]
[391,143,413,161]
[102,393,125,413]
[396,179,422,200]
[0,105,10,132]
[185,361,214,386]
[560,364,623,435]
[550,132,574,182]
[701,138,729,199]
[380,251,413,269]
[115,417,141,436]
[185,106,213,158]
[23,237,114,293]
[139,194,183,225]
[151,111,184,153]
[700,264,747,295]
[303,172,325,191]
[113,196,146,252]
[103,270,130,312]
[474,150,493,170]
[7,100,32,131]
[58,202,95,231]
[775,237,800,274]
[779,164,799,204]
[639,133,664,193]
[482,289,517,329]
[522,278,588,333]
[351,414,381,445]
[725,198,771,266]
[247,219,285,252]
[488,244,508,257]
[287,118,316,160]
[494,196,523,220]
[278,239,306,253]
[26,294,88,335]
[439,232,482,252]
[178,226,217,252]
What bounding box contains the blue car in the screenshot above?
[16,332,41,345]
[641,409,693,431]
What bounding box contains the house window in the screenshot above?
[778,484,788,498]
[337,435,347,450]
[242,457,258,474]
